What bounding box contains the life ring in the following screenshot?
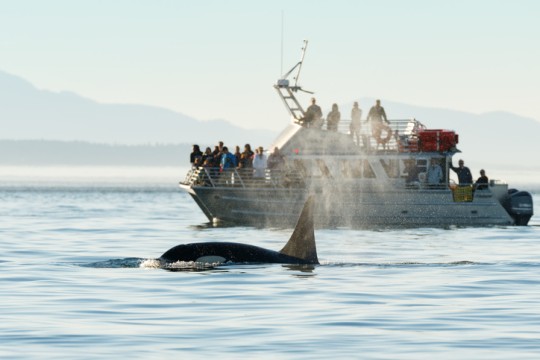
[371,122,393,145]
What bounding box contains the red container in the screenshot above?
[418,129,458,152]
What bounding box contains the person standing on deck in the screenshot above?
[326,103,341,131]
[450,159,473,185]
[190,144,203,167]
[218,146,237,185]
[253,146,268,179]
[427,158,443,186]
[267,147,285,170]
[367,99,392,149]
[240,144,254,168]
[220,147,237,171]
[304,97,323,128]
[350,101,362,145]
[475,169,489,190]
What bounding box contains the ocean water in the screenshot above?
[1,168,540,359]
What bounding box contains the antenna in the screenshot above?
[280,10,284,76]
[276,40,312,94]
[278,40,309,86]
[293,40,308,87]
[274,40,313,121]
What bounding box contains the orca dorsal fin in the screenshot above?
[279,195,319,264]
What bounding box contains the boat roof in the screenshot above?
[271,123,357,156]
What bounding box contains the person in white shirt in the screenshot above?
[253,146,268,179]
[427,158,443,186]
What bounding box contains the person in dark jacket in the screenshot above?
[367,99,392,149]
[304,97,323,128]
[475,169,489,190]
[450,159,473,185]
[326,103,341,131]
[190,144,203,167]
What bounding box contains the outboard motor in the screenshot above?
[503,189,534,226]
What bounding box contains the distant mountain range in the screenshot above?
[2,70,540,173]
[0,70,276,147]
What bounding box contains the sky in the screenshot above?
[1,0,539,132]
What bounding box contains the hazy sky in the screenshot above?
[1,0,539,131]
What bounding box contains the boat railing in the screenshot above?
[312,117,426,152]
[181,167,306,189]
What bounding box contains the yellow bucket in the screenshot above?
[453,185,473,202]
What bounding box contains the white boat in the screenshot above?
[179,41,533,227]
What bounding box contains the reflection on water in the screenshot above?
[1,182,539,359]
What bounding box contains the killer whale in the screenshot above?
[159,196,318,265]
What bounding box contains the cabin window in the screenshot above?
[380,159,400,178]
[363,160,376,178]
[350,160,364,178]
[416,159,428,173]
[339,160,352,178]
[401,159,414,179]
[310,159,375,179]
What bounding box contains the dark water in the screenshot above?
[1,181,540,359]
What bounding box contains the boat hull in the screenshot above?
[182,184,515,228]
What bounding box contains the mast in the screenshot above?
[275,40,313,122]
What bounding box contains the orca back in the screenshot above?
[160,242,306,264]
[159,196,318,265]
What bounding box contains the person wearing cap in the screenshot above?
[450,159,473,185]
[304,97,323,128]
[253,146,268,179]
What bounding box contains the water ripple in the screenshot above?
[1,187,539,359]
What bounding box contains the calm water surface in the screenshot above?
[1,177,540,359]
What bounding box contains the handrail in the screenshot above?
[332,118,425,151]
[181,167,306,189]
[181,162,452,192]
[335,118,425,133]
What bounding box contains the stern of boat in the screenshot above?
[503,188,534,225]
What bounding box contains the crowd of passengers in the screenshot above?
[189,141,285,179]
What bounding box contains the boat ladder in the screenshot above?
[274,84,305,121]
